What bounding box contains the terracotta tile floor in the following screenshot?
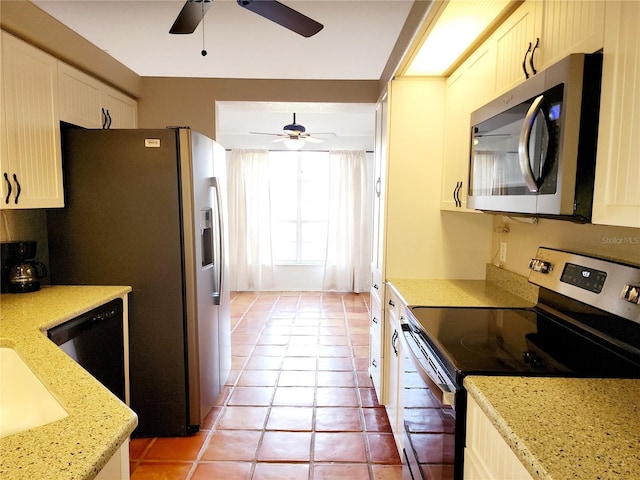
[129,292,403,480]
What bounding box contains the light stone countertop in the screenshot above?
[388,265,538,308]
[464,376,640,480]
[0,285,137,480]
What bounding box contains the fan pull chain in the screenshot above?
[201,0,207,56]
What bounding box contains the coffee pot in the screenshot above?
[1,241,47,293]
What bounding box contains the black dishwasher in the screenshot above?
[47,298,126,403]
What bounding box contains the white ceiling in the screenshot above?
[32,0,415,150]
[33,0,414,80]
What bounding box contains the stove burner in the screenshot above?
[460,334,504,355]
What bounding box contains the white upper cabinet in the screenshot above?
[1,32,64,209]
[442,43,496,212]
[493,0,605,95]
[538,1,605,69]
[592,1,640,228]
[494,1,542,95]
[58,62,137,129]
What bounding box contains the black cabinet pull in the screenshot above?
[529,37,539,75]
[372,316,378,324]
[373,283,379,290]
[371,359,377,368]
[522,41,532,79]
[12,174,21,204]
[106,110,112,129]
[101,108,107,128]
[4,172,11,204]
[453,181,462,208]
[388,299,395,307]
[392,329,399,356]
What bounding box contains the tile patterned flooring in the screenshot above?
[129,292,403,480]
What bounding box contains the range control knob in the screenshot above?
[529,258,553,273]
[621,284,640,304]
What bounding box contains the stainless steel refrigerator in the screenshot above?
[47,127,231,437]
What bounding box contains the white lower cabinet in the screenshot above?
[95,438,130,480]
[369,273,384,399]
[464,396,532,480]
[384,287,404,455]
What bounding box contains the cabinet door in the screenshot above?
[102,87,138,129]
[1,32,63,209]
[58,62,104,128]
[369,280,384,399]
[538,0,605,70]
[372,93,388,272]
[384,289,404,455]
[442,44,495,211]
[592,0,640,228]
[494,1,541,95]
[464,396,533,480]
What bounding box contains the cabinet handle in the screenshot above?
[372,316,378,324]
[529,37,539,75]
[101,108,107,128]
[392,329,399,356]
[106,110,112,129]
[388,299,395,307]
[373,283,379,290]
[375,177,381,197]
[12,174,21,204]
[3,172,11,204]
[454,181,462,208]
[371,359,377,368]
[522,41,532,79]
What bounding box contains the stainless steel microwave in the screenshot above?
[467,53,602,222]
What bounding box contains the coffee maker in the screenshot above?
[1,241,47,293]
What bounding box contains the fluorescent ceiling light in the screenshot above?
[404,0,511,76]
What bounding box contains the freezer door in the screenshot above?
[178,129,225,429]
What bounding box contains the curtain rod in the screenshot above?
[225,149,374,153]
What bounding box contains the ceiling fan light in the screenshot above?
[284,138,305,150]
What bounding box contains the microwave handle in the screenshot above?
[518,94,544,193]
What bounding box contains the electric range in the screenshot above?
[399,247,640,480]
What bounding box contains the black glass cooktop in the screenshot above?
[407,306,640,381]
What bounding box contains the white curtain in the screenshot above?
[227,149,274,291]
[322,150,372,293]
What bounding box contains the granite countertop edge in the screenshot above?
[0,285,137,480]
[464,377,550,480]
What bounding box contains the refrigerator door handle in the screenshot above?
[210,177,223,305]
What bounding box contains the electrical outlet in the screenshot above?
[499,241,507,263]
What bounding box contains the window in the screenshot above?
[269,151,330,264]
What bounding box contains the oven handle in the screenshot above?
[400,326,456,406]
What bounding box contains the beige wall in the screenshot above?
[491,216,640,277]
[138,77,381,139]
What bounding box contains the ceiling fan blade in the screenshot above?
[170,0,212,34]
[237,0,323,38]
[249,131,286,137]
[302,136,323,143]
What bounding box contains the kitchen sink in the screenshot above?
[0,346,68,438]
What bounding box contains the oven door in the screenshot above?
[400,322,461,480]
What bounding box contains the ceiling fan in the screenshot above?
[250,113,335,149]
[169,0,324,37]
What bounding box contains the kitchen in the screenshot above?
[1,1,640,479]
